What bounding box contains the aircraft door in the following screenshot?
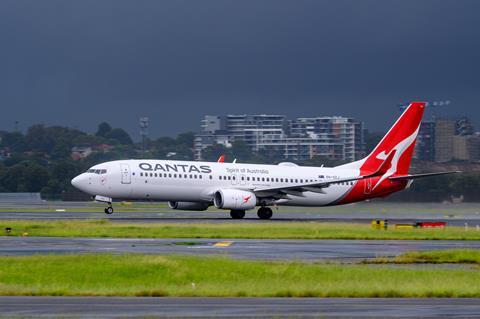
[120,164,131,184]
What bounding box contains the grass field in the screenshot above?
[370,249,480,264]
[1,254,479,297]
[1,220,480,240]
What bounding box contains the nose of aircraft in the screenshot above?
[71,174,88,191]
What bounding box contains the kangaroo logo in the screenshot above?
[242,195,252,204]
[372,124,421,191]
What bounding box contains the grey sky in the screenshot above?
[1,0,479,140]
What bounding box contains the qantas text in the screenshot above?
[139,163,212,173]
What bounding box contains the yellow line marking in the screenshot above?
[213,241,233,247]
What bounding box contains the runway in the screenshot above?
[2,237,480,260]
[2,211,480,227]
[2,297,480,318]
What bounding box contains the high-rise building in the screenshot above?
[194,114,364,162]
[434,119,456,162]
[288,117,364,161]
[414,120,436,161]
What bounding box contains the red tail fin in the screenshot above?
[360,102,425,175]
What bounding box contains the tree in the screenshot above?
[201,144,232,162]
[0,162,50,192]
[364,130,384,154]
[230,140,254,162]
[105,128,133,145]
[96,122,112,137]
[0,131,26,152]
[176,132,194,147]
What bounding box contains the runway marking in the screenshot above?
[213,241,233,247]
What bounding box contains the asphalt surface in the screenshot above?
[2,211,480,227]
[2,297,480,318]
[2,237,480,260]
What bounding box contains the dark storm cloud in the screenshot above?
[0,0,479,139]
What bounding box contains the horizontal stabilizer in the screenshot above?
[389,171,461,181]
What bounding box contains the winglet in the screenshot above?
[217,155,225,163]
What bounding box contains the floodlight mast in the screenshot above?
[139,117,149,156]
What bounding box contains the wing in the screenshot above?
[389,171,461,181]
[253,151,398,198]
[253,175,366,197]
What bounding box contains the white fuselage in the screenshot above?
[72,159,361,207]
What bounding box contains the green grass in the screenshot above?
[370,249,480,264]
[1,220,480,240]
[1,254,479,297]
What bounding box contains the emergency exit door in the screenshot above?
[121,164,131,184]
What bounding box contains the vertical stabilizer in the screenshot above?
[338,102,425,176]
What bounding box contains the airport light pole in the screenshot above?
[139,117,149,156]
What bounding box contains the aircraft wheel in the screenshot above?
[257,207,273,220]
[104,206,114,215]
[230,210,245,219]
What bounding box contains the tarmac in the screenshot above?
[2,237,480,260]
[2,203,480,318]
[2,210,480,227]
[2,297,480,318]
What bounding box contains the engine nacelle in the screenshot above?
[213,189,257,210]
[168,201,210,211]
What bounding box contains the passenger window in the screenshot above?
[194,175,197,179]
[140,172,143,177]
[227,176,231,180]
[169,174,172,178]
[149,173,153,177]
[209,175,212,180]
[199,175,202,179]
[154,173,158,177]
[247,177,250,181]
[300,179,303,183]
[233,176,236,180]
[262,177,265,182]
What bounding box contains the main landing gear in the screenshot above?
[230,210,245,219]
[257,207,273,220]
[104,203,114,215]
[229,207,274,219]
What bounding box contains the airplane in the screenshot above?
[71,102,459,219]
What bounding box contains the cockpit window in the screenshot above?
[86,169,107,174]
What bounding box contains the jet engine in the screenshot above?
[213,189,257,210]
[168,201,210,211]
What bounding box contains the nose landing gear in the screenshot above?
[104,204,114,215]
[94,195,114,215]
